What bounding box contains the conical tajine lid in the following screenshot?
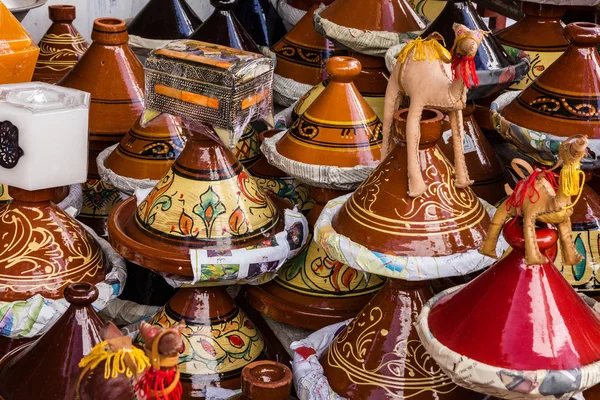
[272,3,343,86]
[0,187,107,302]
[109,124,283,276]
[128,0,202,40]
[32,5,88,84]
[276,56,383,167]
[501,22,600,138]
[287,0,313,11]
[232,0,270,47]
[0,1,39,84]
[423,0,524,99]
[0,283,104,400]
[190,0,260,53]
[426,221,600,372]
[104,113,185,181]
[319,0,423,32]
[332,108,490,256]
[59,18,145,153]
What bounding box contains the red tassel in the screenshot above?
[506,169,559,212]
[451,55,479,88]
[135,367,182,400]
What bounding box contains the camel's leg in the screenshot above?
[382,62,403,157]
[406,104,427,197]
[480,200,510,259]
[449,110,473,188]
[557,219,583,266]
[524,214,547,265]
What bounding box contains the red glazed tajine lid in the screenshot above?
[319,0,424,32]
[0,283,104,400]
[0,187,107,302]
[427,220,600,371]
[275,56,383,167]
[108,123,283,277]
[501,22,600,138]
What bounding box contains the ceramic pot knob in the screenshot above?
[240,361,292,400]
[91,18,128,46]
[49,4,76,22]
[64,282,99,306]
[503,218,558,253]
[564,22,600,47]
[326,56,361,84]
[394,108,444,147]
[210,0,237,10]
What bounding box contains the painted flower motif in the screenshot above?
[227,334,245,348]
[193,186,226,238]
[178,210,194,236]
[228,206,248,235]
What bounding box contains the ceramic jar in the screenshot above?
[32,5,88,84]
[0,1,39,84]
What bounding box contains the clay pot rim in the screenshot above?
[242,360,293,390]
[417,284,600,396]
[94,18,127,33]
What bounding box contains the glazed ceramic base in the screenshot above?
[142,286,285,397]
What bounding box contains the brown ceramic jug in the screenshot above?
[0,283,104,400]
[229,361,295,400]
[32,5,88,84]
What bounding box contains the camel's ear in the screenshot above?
[100,322,123,340]
[477,29,491,37]
[426,31,445,44]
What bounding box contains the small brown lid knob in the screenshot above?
[91,18,128,46]
[49,5,76,22]
[394,108,444,147]
[564,22,600,47]
[241,361,292,400]
[64,282,99,306]
[211,0,237,10]
[326,56,361,84]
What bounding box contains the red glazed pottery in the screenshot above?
[501,22,600,138]
[0,283,104,400]
[32,5,88,84]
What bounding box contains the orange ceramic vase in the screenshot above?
[104,113,185,182]
[59,18,145,236]
[0,1,39,84]
[32,5,88,84]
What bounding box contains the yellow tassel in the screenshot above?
[397,37,452,65]
[560,163,584,197]
[79,341,151,380]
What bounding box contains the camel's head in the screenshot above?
[558,134,589,166]
[140,320,186,357]
[451,23,486,57]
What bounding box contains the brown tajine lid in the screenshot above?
[332,108,490,257]
[276,56,382,168]
[58,17,145,145]
[501,22,600,138]
[0,187,107,302]
[272,3,343,86]
[49,4,76,22]
[190,0,260,53]
[0,283,104,400]
[320,0,424,33]
[496,2,567,51]
[109,124,283,276]
[236,361,294,399]
[286,0,315,11]
[104,113,185,181]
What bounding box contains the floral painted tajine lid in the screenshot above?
[128,0,202,41]
[263,56,383,190]
[0,1,39,84]
[422,0,529,100]
[500,22,600,139]
[417,221,600,399]
[0,283,104,400]
[109,122,308,283]
[190,0,260,53]
[32,5,88,84]
[316,108,497,281]
[101,113,185,191]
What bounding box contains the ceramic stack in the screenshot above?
[0,82,125,356]
[242,56,386,330]
[32,5,88,84]
[293,107,502,399]
[108,40,308,397]
[313,0,426,119]
[271,0,345,107]
[127,0,202,59]
[59,18,145,238]
[491,22,600,298]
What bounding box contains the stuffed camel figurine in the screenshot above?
[480,135,588,265]
[383,23,486,197]
[76,321,185,400]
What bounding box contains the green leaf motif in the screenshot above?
[572,234,587,281]
[193,186,227,238]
